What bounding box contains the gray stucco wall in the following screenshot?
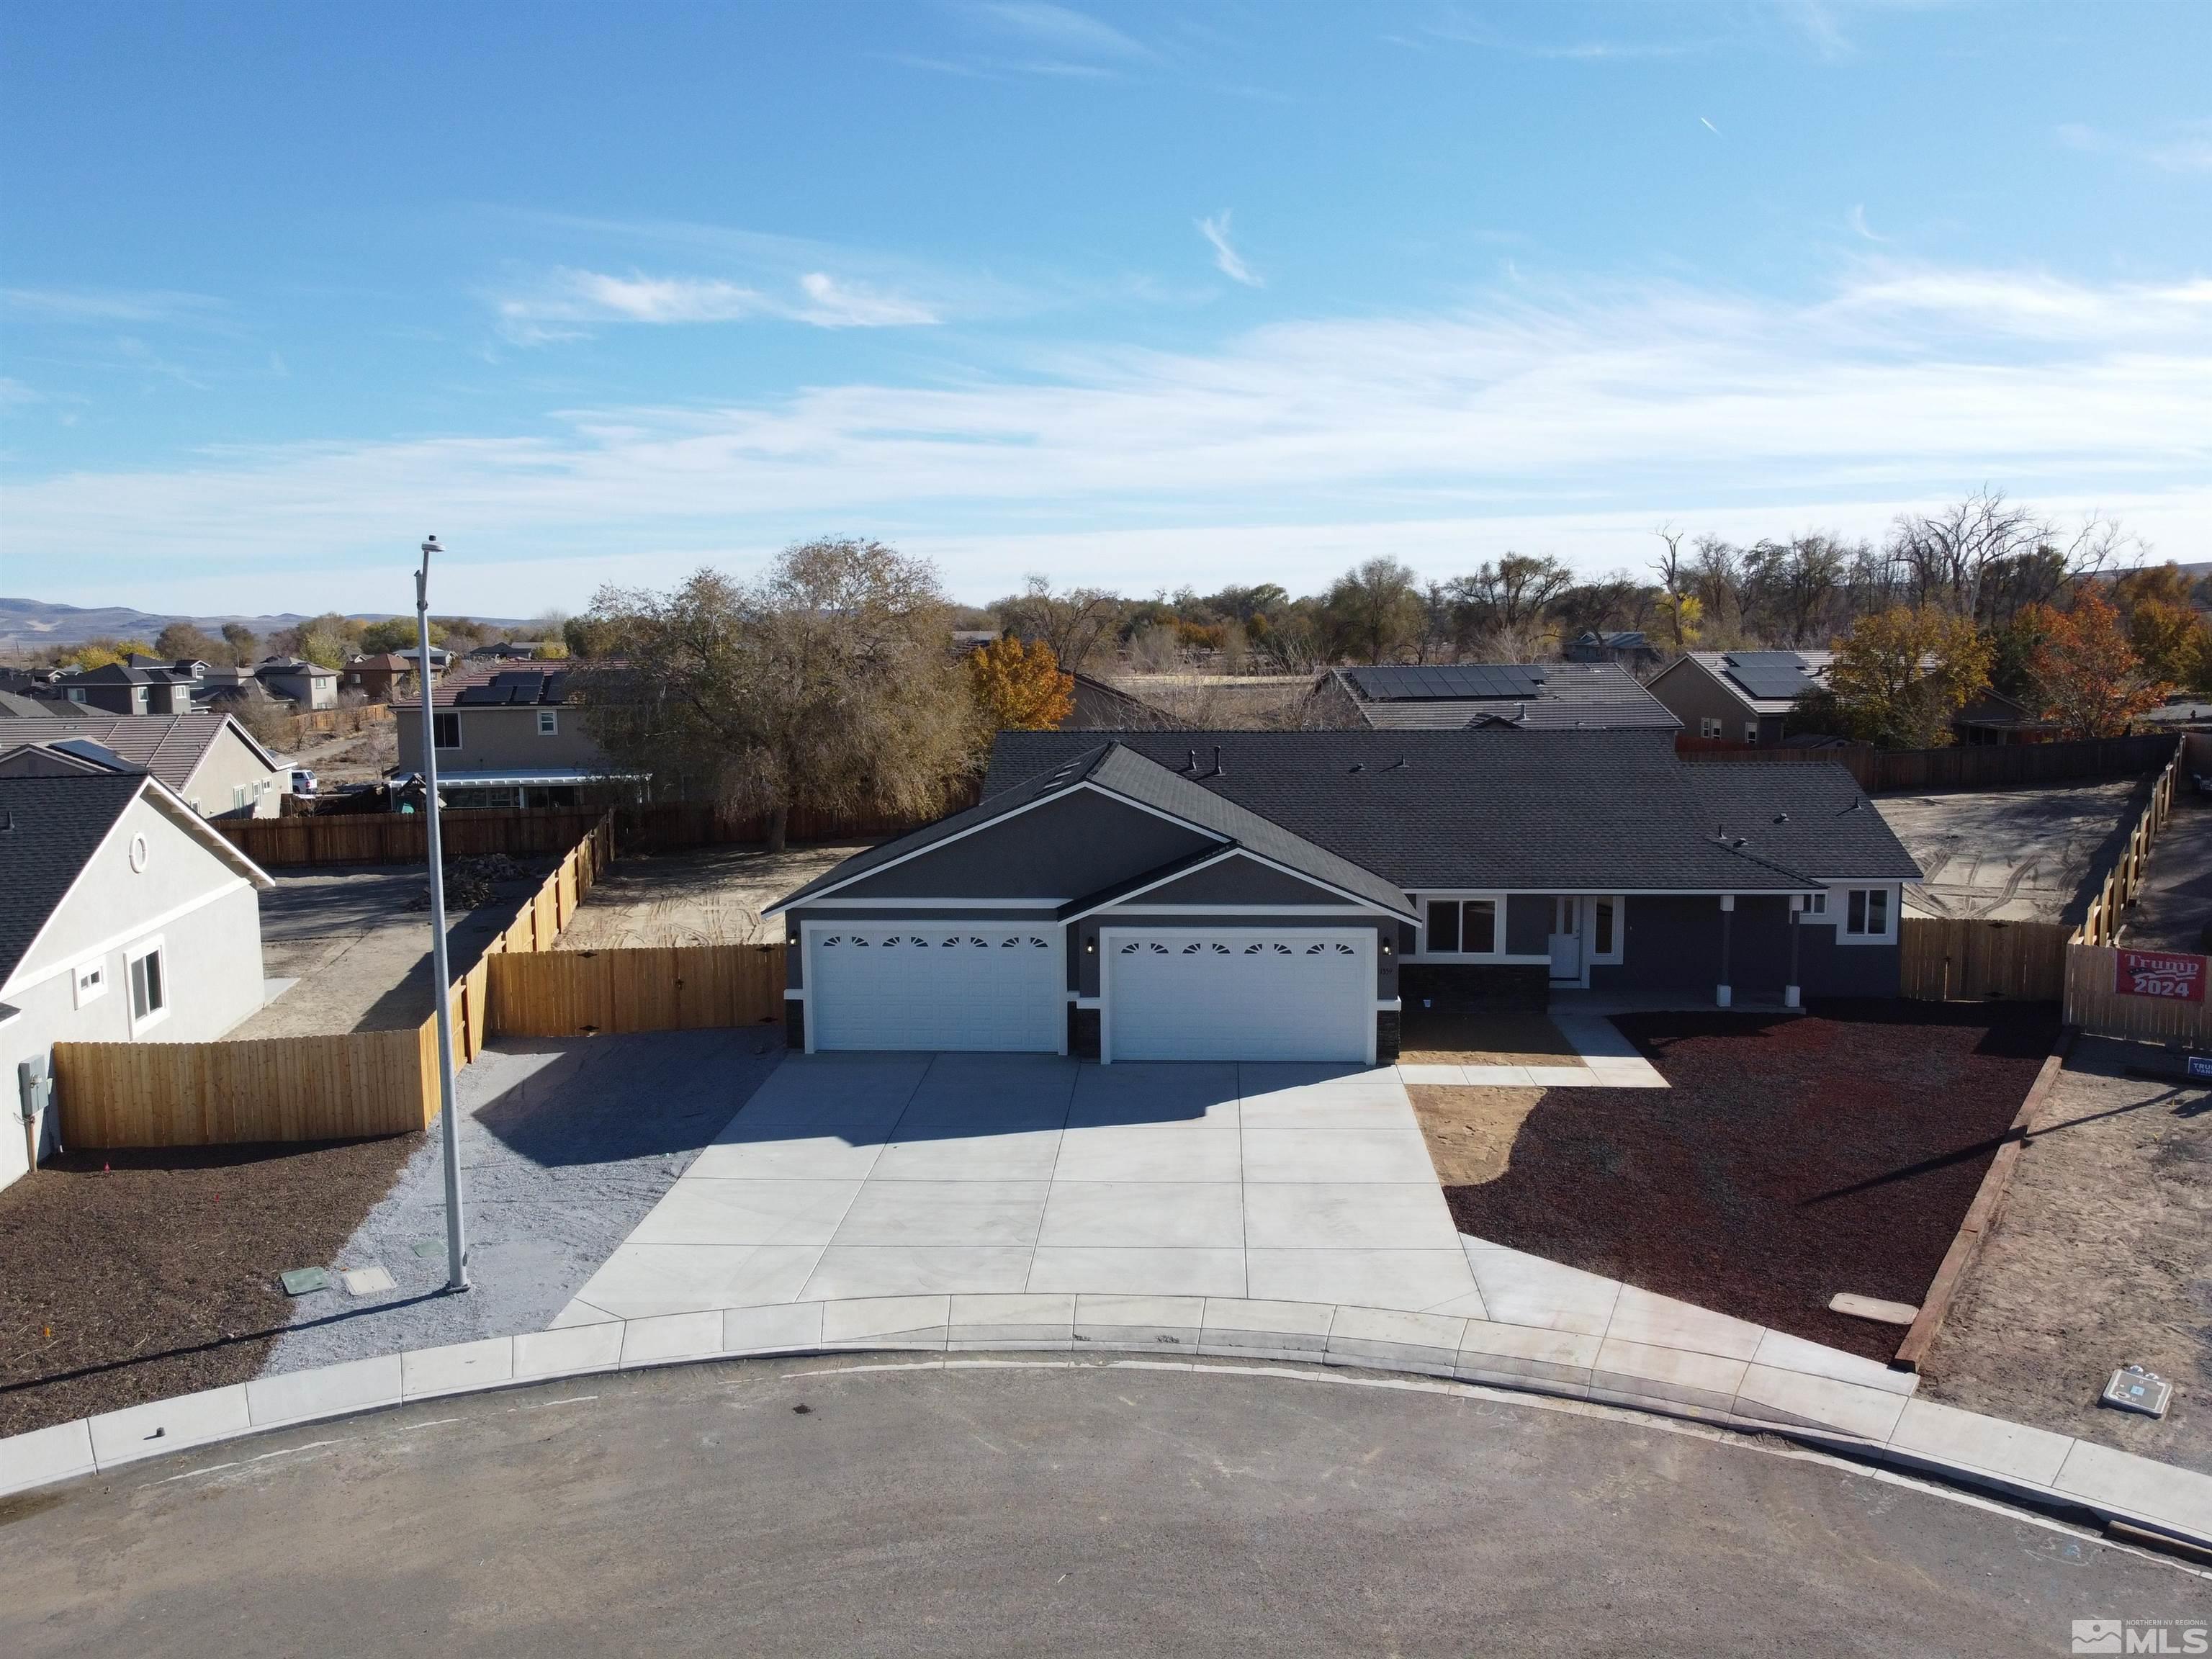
[397,704,609,773]
[837,790,1213,902]
[185,727,284,819]
[0,796,266,1189]
[1647,660,1764,743]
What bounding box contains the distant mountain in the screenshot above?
[0,597,529,655]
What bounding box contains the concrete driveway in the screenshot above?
[557,1053,1481,1321]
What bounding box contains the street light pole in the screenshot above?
[415,535,470,1293]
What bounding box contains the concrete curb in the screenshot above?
[3,1293,2206,1556]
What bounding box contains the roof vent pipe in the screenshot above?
[1186,749,1197,773]
[1211,745,1223,776]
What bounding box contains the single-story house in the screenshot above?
[1063,671,1184,730]
[0,711,285,818]
[767,729,1921,1064]
[1305,662,1681,733]
[0,749,275,1189]
[393,663,644,808]
[1646,649,1836,745]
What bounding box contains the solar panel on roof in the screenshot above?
[1727,662,1819,700]
[1722,651,1804,667]
[1347,664,1547,702]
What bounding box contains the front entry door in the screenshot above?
[1547,897,1582,981]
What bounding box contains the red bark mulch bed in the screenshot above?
[1443,999,2060,1363]
[0,1137,419,1438]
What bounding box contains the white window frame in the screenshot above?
[1799,890,1827,917]
[537,709,559,736]
[1699,716,1722,739]
[1416,893,1505,960]
[73,956,109,1010]
[124,935,170,1033]
[1743,721,1760,745]
[1840,886,1896,943]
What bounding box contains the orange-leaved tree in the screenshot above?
[2031,590,2171,738]
[2127,598,2211,692]
[969,635,1074,730]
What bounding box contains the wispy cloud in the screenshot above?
[1793,1,1856,65]
[1421,14,1713,60]
[1848,204,1886,243]
[2,287,222,324]
[979,3,1151,62]
[493,266,938,341]
[1199,212,1262,287]
[2059,119,2212,174]
[12,264,2210,597]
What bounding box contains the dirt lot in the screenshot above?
[1439,1001,2058,1363]
[1399,1002,1580,1066]
[278,718,397,790]
[554,843,866,950]
[1875,778,2148,923]
[228,858,552,1038]
[1921,1038,2212,1475]
[0,1136,419,1437]
[2120,787,2212,953]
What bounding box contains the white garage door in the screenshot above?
[806,925,1063,1052]
[1104,928,1374,1064]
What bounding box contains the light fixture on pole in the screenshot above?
[415,535,470,1293]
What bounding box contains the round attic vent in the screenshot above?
[128,832,150,873]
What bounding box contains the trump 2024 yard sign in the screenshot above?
[2114,949,2208,1001]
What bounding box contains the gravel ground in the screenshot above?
[227,861,550,1038]
[2121,787,2212,953]
[552,843,866,950]
[0,1137,419,1437]
[261,1029,783,1375]
[1922,1036,2212,1475]
[1443,1000,2059,1362]
[1874,778,2148,923]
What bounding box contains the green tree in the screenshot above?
[1321,557,1421,664]
[583,539,983,852]
[1825,606,1992,749]
[220,621,261,665]
[359,616,441,655]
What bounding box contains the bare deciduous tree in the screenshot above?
[583,539,982,853]
[991,576,1125,672]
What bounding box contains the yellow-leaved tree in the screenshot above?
[969,636,1074,731]
[1825,606,1992,749]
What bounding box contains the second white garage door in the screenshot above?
[1102,927,1375,1064]
[806,924,1064,1052]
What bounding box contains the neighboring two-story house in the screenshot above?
[392,664,644,809]
[0,711,287,818]
[253,657,340,711]
[1645,650,1835,746]
[44,660,200,716]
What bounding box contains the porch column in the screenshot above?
[1716,894,1734,1008]
[1785,896,1803,1009]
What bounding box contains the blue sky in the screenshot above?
[2,1,2207,617]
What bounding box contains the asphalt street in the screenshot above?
[4,1358,2205,1657]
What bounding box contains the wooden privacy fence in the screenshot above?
[1678,732,2177,794]
[1897,917,2069,1002]
[2063,943,2212,1047]
[55,814,616,1150]
[2072,737,2182,948]
[487,945,786,1038]
[54,1027,439,1150]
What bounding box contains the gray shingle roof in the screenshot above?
[770,742,1419,917]
[989,729,1920,892]
[1676,649,1838,715]
[9,714,276,794]
[1326,663,1681,732]
[0,773,145,989]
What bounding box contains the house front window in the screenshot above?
[537,710,559,736]
[1423,898,1498,956]
[1843,887,1893,940]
